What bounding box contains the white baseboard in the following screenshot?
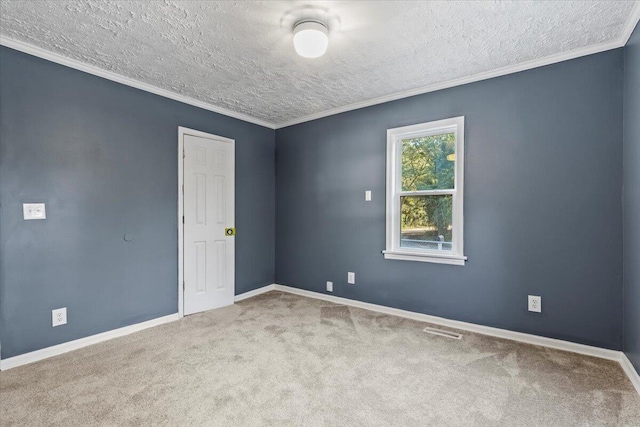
[3,284,638,395]
[0,285,274,371]
[270,284,639,395]
[234,284,276,302]
[620,354,640,395]
[0,313,180,371]
[272,284,620,360]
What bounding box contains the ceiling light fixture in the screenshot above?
[293,20,329,58]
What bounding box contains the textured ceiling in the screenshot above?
[0,1,637,127]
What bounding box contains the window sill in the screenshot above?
[382,250,467,266]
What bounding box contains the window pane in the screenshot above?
[400,195,453,251]
[402,133,455,191]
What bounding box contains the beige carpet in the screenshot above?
[1,291,639,426]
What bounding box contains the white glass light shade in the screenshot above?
[293,21,329,58]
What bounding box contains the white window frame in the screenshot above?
[383,116,467,266]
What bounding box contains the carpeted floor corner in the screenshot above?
[1,290,639,426]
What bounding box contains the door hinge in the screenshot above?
[182,184,184,194]
[182,216,185,224]
[183,281,185,291]
[183,151,185,159]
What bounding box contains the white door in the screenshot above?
[183,133,235,315]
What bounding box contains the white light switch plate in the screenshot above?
[52,307,67,327]
[23,203,46,220]
[365,191,372,201]
[348,272,355,284]
[326,281,333,292]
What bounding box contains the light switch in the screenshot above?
[365,191,372,201]
[23,203,46,220]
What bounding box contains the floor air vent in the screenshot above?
[423,327,462,340]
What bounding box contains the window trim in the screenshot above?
[383,116,467,266]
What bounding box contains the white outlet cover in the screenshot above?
[528,295,542,313]
[348,272,355,285]
[52,307,67,327]
[23,203,46,220]
[365,191,372,201]
[326,281,333,292]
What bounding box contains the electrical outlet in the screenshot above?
[52,307,67,327]
[326,281,333,292]
[528,295,541,313]
[347,272,355,285]
[365,191,372,201]
[23,203,46,220]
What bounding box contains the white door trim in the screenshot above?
[178,126,235,318]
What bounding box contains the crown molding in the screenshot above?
[621,1,640,46]
[276,5,640,129]
[3,2,639,131]
[0,36,277,129]
[275,40,623,128]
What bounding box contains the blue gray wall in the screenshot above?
[0,40,634,361]
[276,50,624,350]
[624,24,640,374]
[0,46,275,359]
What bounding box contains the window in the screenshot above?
[384,116,466,265]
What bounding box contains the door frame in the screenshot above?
[177,126,235,318]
